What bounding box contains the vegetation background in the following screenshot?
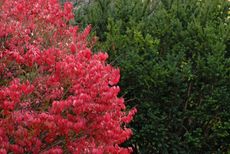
[62,0,230,153]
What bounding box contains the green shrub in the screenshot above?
[75,0,230,153]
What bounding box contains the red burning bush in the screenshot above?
[0,0,136,153]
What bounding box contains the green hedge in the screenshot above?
[75,0,230,153]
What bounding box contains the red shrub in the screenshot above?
[0,0,136,153]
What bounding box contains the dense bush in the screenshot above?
[0,0,136,153]
[75,0,230,153]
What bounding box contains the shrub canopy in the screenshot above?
[0,0,135,153]
[76,0,230,153]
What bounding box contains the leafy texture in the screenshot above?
[0,0,136,153]
[75,0,230,153]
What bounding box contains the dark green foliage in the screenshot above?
[74,0,230,153]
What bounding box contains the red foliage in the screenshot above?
[0,0,136,153]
